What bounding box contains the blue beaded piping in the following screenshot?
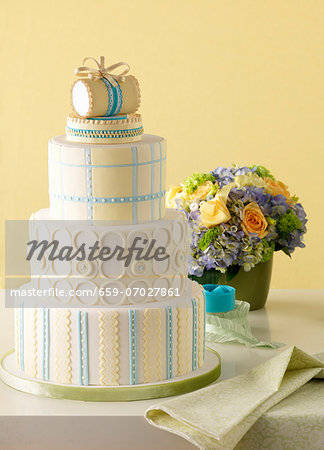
[191,298,198,371]
[166,306,173,379]
[49,190,166,204]
[85,148,93,221]
[128,309,138,385]
[66,126,143,139]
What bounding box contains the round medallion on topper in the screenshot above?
[203,285,236,313]
[71,57,141,118]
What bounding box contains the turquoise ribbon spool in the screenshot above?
[203,285,236,313]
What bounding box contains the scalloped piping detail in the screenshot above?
[111,311,120,386]
[185,308,190,373]
[65,309,72,384]
[128,75,141,113]
[65,126,143,139]
[177,307,190,377]
[99,311,108,386]
[156,309,162,381]
[70,79,94,118]
[143,309,150,383]
[177,307,182,376]
[143,309,162,382]
[67,113,142,126]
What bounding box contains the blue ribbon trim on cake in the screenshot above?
[78,311,89,386]
[101,77,123,116]
[49,191,166,204]
[128,309,138,385]
[85,148,93,221]
[166,306,173,379]
[191,298,198,371]
[150,144,155,221]
[131,146,138,224]
[87,115,128,121]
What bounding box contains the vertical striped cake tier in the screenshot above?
[48,134,166,223]
[15,281,205,386]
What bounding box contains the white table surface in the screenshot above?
[0,289,323,449]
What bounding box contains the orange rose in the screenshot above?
[190,181,213,201]
[242,202,268,238]
[265,178,292,203]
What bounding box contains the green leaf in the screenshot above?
[189,269,221,285]
[281,247,292,258]
[226,265,241,282]
[249,165,275,180]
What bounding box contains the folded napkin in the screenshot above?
[206,300,283,349]
[145,346,324,450]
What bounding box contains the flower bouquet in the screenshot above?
[167,166,307,309]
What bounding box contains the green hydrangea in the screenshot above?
[277,209,302,238]
[261,239,275,263]
[198,227,221,252]
[207,183,219,197]
[183,172,215,194]
[266,217,277,226]
[250,165,275,180]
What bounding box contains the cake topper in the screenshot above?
[71,56,141,118]
[74,56,130,86]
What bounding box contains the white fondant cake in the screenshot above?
[14,57,206,390]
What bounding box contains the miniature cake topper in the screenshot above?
[71,56,141,118]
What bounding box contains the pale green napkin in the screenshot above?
[206,300,283,349]
[145,346,324,450]
[236,353,324,449]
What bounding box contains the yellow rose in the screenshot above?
[234,173,269,190]
[200,183,234,228]
[242,202,268,238]
[200,198,231,228]
[265,177,293,202]
[190,181,213,200]
[166,185,183,208]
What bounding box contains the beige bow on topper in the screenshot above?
[74,56,130,87]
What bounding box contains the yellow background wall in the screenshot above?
[1,0,323,288]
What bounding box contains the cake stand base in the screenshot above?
[0,348,221,402]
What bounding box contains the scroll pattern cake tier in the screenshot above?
[49,134,166,223]
[29,208,189,306]
[15,281,205,386]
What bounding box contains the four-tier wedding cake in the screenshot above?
[14,58,206,390]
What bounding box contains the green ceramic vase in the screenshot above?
[189,257,273,311]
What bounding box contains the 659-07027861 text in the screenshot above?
[10,286,181,299]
